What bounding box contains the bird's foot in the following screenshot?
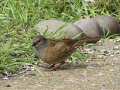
[49,61,69,70]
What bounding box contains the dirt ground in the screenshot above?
[0,39,120,90]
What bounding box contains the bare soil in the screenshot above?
[0,38,120,90]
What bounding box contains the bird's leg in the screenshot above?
[50,61,66,70]
[47,64,55,69]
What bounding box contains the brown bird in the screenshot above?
[32,35,77,70]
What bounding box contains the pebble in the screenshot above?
[113,46,119,50]
[115,38,120,42]
[115,50,120,54]
[110,54,114,57]
[2,76,9,80]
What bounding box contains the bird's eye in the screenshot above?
[32,35,46,46]
[38,39,45,45]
